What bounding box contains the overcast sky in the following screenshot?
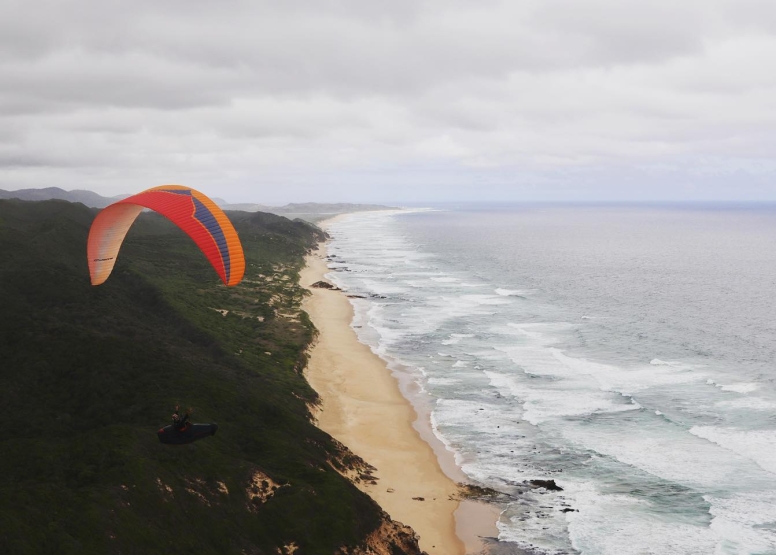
[2,0,776,204]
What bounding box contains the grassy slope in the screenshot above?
[0,200,388,554]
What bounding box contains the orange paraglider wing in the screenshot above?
[87,185,245,286]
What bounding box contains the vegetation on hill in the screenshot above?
[0,199,421,554]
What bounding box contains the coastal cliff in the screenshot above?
[0,199,423,554]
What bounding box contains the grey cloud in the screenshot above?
[530,0,706,65]
[0,0,711,102]
[0,51,238,115]
[2,0,776,202]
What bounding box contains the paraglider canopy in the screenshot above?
[87,185,245,286]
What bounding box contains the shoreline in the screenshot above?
[300,216,500,554]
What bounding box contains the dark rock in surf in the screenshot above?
[528,479,563,491]
[311,281,341,290]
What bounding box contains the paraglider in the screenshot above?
[157,404,218,445]
[87,185,245,286]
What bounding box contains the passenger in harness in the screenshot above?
[172,405,192,431]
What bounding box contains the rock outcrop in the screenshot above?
[311,280,341,290]
[344,515,425,555]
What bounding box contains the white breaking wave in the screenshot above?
[716,397,776,411]
[706,378,760,393]
[495,288,528,296]
[441,333,475,345]
[565,482,718,555]
[485,369,641,425]
[706,491,776,554]
[690,426,776,475]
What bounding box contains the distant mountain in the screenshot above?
[0,186,127,208]
[275,202,398,214]
[218,202,399,224]
[217,202,275,212]
[217,202,397,214]
[0,187,397,222]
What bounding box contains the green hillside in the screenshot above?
[0,199,420,554]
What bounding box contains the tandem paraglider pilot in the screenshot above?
[172,404,191,431]
[157,404,218,445]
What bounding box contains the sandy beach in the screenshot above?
[301,220,499,555]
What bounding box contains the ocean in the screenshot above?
[324,204,776,555]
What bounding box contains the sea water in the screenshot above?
[324,204,776,554]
